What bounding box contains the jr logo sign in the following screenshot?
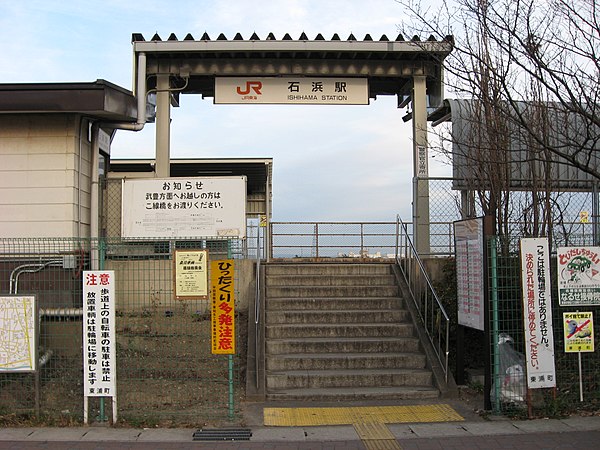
[236,81,262,95]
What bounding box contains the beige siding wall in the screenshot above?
[0,114,91,238]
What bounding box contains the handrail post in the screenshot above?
[360,223,364,257]
[268,222,273,260]
[315,223,319,258]
[254,224,261,388]
[395,215,400,259]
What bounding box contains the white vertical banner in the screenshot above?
[520,238,556,389]
[83,271,116,398]
[417,145,428,177]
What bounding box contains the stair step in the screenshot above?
[266,285,399,298]
[267,297,401,310]
[262,262,439,402]
[266,323,414,339]
[266,368,433,389]
[266,264,392,276]
[265,386,440,401]
[266,275,396,286]
[266,352,426,371]
[266,309,409,324]
[266,337,421,354]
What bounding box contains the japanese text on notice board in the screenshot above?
[211,260,235,354]
[83,271,116,397]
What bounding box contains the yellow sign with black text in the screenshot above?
[211,260,235,354]
[563,312,594,353]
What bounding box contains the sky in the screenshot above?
[0,0,451,221]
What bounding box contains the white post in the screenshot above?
[155,74,171,178]
[411,75,430,254]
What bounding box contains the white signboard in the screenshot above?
[215,77,369,105]
[557,246,600,306]
[0,295,36,372]
[83,271,116,397]
[417,145,428,177]
[454,218,485,331]
[122,176,247,239]
[520,238,556,389]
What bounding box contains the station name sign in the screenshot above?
[215,77,369,105]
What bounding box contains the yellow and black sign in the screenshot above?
[563,312,594,353]
[211,259,235,354]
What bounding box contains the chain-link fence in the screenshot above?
[427,177,600,255]
[486,236,600,417]
[0,237,247,426]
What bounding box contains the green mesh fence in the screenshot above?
[487,236,600,417]
[0,238,247,427]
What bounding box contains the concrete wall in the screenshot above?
[422,256,452,284]
[0,114,91,238]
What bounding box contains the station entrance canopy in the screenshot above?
[132,31,453,106]
[131,31,454,252]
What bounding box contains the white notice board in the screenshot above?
[454,218,485,331]
[520,238,556,389]
[83,271,116,397]
[122,176,247,239]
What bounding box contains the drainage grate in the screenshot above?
[192,428,252,441]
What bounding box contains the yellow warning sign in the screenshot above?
[563,312,594,353]
[211,260,235,354]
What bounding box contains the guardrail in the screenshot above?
[395,215,450,382]
[264,221,455,259]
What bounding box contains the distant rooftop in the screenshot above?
[0,80,137,121]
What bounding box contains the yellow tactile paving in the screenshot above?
[353,422,402,450]
[263,403,464,426]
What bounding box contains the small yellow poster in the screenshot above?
[211,259,235,354]
[563,312,594,353]
[174,250,208,299]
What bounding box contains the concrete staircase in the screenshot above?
[264,262,440,401]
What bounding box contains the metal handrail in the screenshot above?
[254,228,261,388]
[395,215,450,382]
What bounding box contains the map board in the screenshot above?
[121,176,247,239]
[0,295,37,372]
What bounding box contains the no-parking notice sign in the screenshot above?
[563,312,594,353]
[563,311,595,402]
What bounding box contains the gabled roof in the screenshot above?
[0,80,137,121]
[132,32,454,102]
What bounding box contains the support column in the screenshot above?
[412,75,430,254]
[155,74,171,178]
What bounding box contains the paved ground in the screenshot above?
[0,414,598,449]
[0,395,598,449]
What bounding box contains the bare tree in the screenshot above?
[398,0,600,238]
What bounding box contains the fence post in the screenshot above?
[490,236,501,413]
[594,182,599,246]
